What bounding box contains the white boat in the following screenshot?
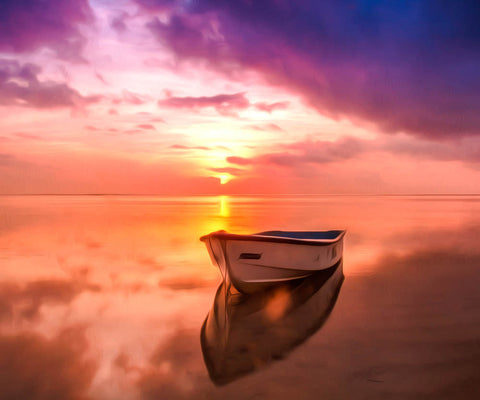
[201,260,344,385]
[200,230,345,293]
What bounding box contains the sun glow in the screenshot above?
[218,174,232,184]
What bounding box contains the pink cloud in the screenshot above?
[111,90,150,106]
[254,101,290,113]
[158,92,249,116]
[122,90,147,105]
[209,167,245,176]
[137,124,156,131]
[95,72,108,85]
[248,123,285,132]
[226,156,252,166]
[170,144,212,151]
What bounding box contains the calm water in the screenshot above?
[1,195,479,399]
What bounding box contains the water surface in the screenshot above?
[1,195,479,399]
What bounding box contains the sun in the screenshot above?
[218,174,232,184]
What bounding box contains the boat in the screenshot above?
[200,260,344,385]
[200,230,345,293]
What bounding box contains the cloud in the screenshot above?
[137,256,165,271]
[140,0,480,139]
[123,90,148,105]
[0,0,93,61]
[248,123,284,132]
[0,59,101,109]
[0,277,101,323]
[137,124,156,131]
[136,329,214,400]
[158,92,249,116]
[110,12,129,33]
[228,134,480,171]
[227,136,366,168]
[254,101,290,113]
[158,276,215,290]
[95,72,108,85]
[111,90,150,105]
[209,167,244,176]
[0,327,96,400]
[170,144,212,151]
[226,156,252,166]
[381,135,480,164]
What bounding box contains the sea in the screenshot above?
[1,195,479,399]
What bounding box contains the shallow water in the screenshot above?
[1,195,479,399]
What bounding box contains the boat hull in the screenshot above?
[201,230,345,293]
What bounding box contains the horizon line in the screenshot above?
[1,193,480,197]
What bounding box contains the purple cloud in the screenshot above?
[0,0,93,61]
[110,12,129,33]
[140,0,480,139]
[158,92,249,116]
[0,59,100,109]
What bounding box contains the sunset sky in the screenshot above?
[1,0,479,194]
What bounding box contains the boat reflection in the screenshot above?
[200,260,344,386]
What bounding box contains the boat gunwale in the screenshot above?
[200,230,346,247]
